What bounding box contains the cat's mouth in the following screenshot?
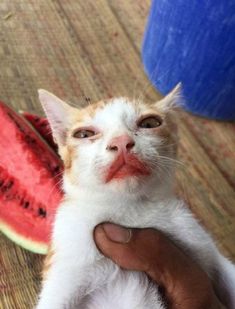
[105,153,150,183]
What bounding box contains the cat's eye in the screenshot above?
[73,129,95,139]
[138,116,162,129]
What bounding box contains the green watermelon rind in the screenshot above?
[0,219,48,254]
[0,102,62,255]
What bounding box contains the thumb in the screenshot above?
[94,223,165,276]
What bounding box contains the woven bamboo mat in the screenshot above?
[0,1,234,308]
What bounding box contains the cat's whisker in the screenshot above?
[151,162,172,185]
[135,66,159,102]
[159,162,174,178]
[45,178,63,204]
[136,63,173,103]
[157,156,185,167]
[67,96,89,109]
[135,67,158,103]
[132,77,140,102]
[157,142,178,149]
[49,170,64,182]
[154,160,172,176]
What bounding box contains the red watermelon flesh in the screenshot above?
[20,111,58,153]
[0,101,63,254]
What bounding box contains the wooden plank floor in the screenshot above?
[0,1,234,308]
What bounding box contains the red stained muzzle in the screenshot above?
[105,153,150,183]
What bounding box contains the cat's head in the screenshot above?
[38,85,181,198]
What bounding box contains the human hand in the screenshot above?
[94,223,224,309]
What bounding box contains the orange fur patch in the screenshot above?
[61,100,107,170]
[42,246,55,281]
[70,100,106,126]
[61,146,74,170]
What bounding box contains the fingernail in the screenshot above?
[102,223,132,243]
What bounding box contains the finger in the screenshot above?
[94,223,179,280]
[94,224,207,286]
[94,224,149,271]
[94,223,219,308]
[100,223,132,243]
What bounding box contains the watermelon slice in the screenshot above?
[0,101,63,254]
[20,111,58,152]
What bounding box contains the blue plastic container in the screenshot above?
[142,0,235,120]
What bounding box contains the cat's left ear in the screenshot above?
[38,89,77,146]
[154,83,183,112]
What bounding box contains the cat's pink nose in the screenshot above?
[107,135,135,152]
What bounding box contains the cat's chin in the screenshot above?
[105,174,152,196]
[104,172,175,201]
[63,171,172,200]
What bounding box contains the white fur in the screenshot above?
[36,93,235,309]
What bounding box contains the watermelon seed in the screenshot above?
[40,122,48,127]
[5,194,14,201]
[1,181,13,193]
[1,185,8,192]
[15,122,25,133]
[38,207,47,217]
[23,201,30,208]
[6,180,13,189]
[54,165,60,173]
[25,135,36,144]
[8,113,25,133]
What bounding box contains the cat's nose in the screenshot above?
[107,134,135,152]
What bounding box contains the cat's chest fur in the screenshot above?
[52,190,215,273]
[54,191,180,243]
[48,191,218,309]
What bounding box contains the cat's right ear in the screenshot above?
[38,89,76,146]
[154,83,183,112]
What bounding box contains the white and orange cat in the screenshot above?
[36,86,235,309]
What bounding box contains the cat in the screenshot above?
[35,85,235,309]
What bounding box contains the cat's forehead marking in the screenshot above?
[86,100,106,116]
[71,100,106,124]
[71,98,138,127]
[92,97,139,123]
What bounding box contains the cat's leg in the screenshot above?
[36,205,113,309]
[35,260,81,309]
[86,271,165,309]
[35,242,104,308]
[36,257,116,309]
